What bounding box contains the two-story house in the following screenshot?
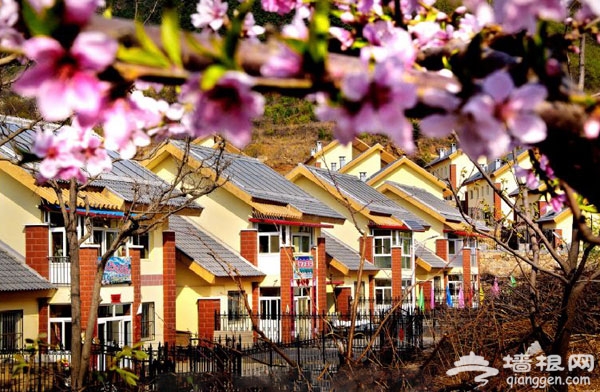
[0,116,202,348]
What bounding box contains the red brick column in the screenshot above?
[240,230,258,266]
[391,247,403,304]
[449,164,457,191]
[494,183,502,221]
[335,287,351,317]
[38,298,49,340]
[368,276,375,315]
[162,231,176,346]
[436,239,448,262]
[25,225,50,278]
[462,248,472,307]
[251,282,260,342]
[130,248,142,343]
[422,281,432,311]
[359,235,374,263]
[197,298,220,344]
[280,246,294,343]
[554,229,563,249]
[80,246,99,332]
[315,237,326,316]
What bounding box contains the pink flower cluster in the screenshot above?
[515,155,566,213]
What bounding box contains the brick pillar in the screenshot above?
[130,248,142,343]
[449,164,457,191]
[391,247,402,304]
[251,282,260,342]
[359,235,374,263]
[335,287,352,317]
[494,183,502,221]
[369,276,375,315]
[163,231,177,346]
[462,248,472,307]
[422,281,432,311]
[79,246,99,331]
[25,224,50,278]
[315,237,326,318]
[436,239,448,262]
[554,229,563,249]
[240,230,258,266]
[280,246,294,343]
[197,298,220,344]
[38,298,49,340]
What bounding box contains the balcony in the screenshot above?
[49,256,71,285]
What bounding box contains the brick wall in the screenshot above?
[162,231,176,346]
[391,247,402,303]
[79,246,99,329]
[462,248,472,307]
[359,235,373,263]
[25,225,49,278]
[436,239,448,262]
[315,237,326,318]
[130,248,141,343]
[280,246,293,343]
[38,298,49,339]
[335,287,352,316]
[197,298,220,344]
[422,280,433,311]
[240,230,258,266]
[494,183,502,221]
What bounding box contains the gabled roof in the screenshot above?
[322,232,379,274]
[415,243,449,270]
[537,208,571,224]
[288,165,428,231]
[304,138,371,166]
[464,150,529,184]
[0,116,202,215]
[425,144,461,168]
[170,216,264,282]
[338,143,396,174]
[149,141,345,224]
[366,156,448,191]
[0,240,55,292]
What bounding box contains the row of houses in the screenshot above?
[0,116,563,353]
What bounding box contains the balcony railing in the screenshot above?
[49,256,71,285]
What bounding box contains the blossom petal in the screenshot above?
[482,71,513,102]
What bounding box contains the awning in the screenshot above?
[44,204,128,218]
[250,201,303,220]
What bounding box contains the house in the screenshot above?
[286,164,430,310]
[306,139,396,179]
[144,141,347,342]
[0,240,55,350]
[0,116,202,348]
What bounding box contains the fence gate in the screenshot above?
[259,297,281,342]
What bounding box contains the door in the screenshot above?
[259,297,281,342]
[294,295,311,340]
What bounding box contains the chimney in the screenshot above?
[310,148,316,156]
[438,148,445,159]
[316,141,323,151]
[331,162,337,171]
[450,143,456,153]
[339,156,346,168]
[359,172,367,181]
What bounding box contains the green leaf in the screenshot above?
[306,0,330,81]
[134,21,170,64]
[117,46,171,68]
[201,65,228,91]
[161,6,182,67]
[21,1,60,36]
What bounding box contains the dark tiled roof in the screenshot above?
[0,117,201,211]
[303,165,427,231]
[386,182,463,222]
[179,142,344,221]
[415,242,449,269]
[0,241,54,292]
[537,208,567,223]
[170,216,264,278]
[323,232,379,272]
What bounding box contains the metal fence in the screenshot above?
[0,309,425,391]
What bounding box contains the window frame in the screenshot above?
[140,302,155,341]
[0,310,23,351]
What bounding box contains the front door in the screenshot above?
[259,297,281,342]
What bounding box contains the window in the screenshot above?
[50,305,72,350]
[228,291,246,320]
[258,224,280,254]
[448,274,463,298]
[373,229,392,268]
[292,227,312,253]
[141,303,155,340]
[375,280,391,311]
[0,310,22,350]
[132,233,150,259]
[399,231,412,269]
[448,233,463,259]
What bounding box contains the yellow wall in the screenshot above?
[141,286,165,343]
[0,171,42,255]
[372,165,443,197]
[0,292,46,345]
[317,143,353,171]
[343,151,381,179]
